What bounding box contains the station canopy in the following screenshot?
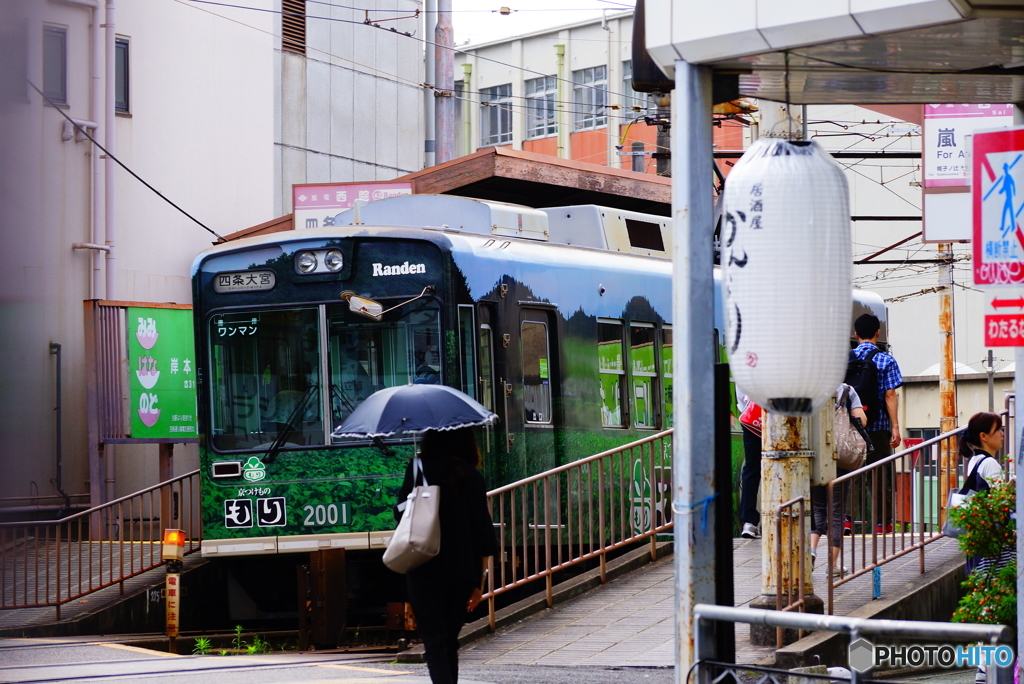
[644,0,1024,104]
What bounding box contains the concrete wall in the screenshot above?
[902,374,1015,432]
[275,0,424,216]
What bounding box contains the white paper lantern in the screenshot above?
[722,138,852,416]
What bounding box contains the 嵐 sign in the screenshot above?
[925,104,1014,187]
[127,307,197,439]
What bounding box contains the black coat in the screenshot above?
[396,455,497,591]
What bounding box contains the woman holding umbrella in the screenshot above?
[332,384,498,684]
[396,427,496,684]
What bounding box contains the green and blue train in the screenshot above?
[190,194,885,624]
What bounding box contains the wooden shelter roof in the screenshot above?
[223,148,671,240]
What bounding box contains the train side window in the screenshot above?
[598,319,626,428]
[521,321,552,423]
[630,323,658,429]
[458,305,477,400]
[661,325,673,428]
[478,324,494,412]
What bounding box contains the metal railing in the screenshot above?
[693,604,1013,684]
[824,405,1013,614]
[0,470,201,619]
[775,496,808,647]
[481,430,673,629]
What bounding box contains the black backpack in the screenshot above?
[845,347,881,428]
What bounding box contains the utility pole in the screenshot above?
[985,349,995,412]
[434,0,455,163]
[655,92,671,175]
[938,243,957,515]
[423,0,436,168]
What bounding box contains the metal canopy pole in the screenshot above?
[672,59,716,682]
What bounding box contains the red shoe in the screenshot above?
[875,523,894,533]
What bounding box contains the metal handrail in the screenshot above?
[824,405,1014,614]
[0,469,201,619]
[482,430,673,630]
[775,496,807,648]
[693,603,1013,684]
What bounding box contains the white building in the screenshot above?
[275,0,423,215]
[0,0,425,513]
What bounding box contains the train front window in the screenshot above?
[208,308,323,452]
[328,301,442,439]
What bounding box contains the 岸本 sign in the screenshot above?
[127,307,198,438]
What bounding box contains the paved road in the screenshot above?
[0,637,673,684]
[0,536,964,682]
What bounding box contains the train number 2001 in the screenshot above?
[302,503,350,526]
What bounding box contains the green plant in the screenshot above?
[232,625,244,651]
[192,637,211,655]
[948,481,1016,628]
[953,562,1017,625]
[218,650,227,656]
[947,481,1016,559]
[246,635,270,655]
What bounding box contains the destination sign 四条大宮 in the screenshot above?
[213,270,276,293]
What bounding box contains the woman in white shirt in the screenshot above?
[958,412,1007,577]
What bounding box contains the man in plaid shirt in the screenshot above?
[852,313,902,530]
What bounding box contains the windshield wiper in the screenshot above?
[263,384,319,464]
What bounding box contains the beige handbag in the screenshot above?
[835,386,868,471]
[383,455,441,574]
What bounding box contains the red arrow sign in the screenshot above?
[991,297,1024,309]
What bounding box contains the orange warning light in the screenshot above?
[163,529,185,546]
[162,529,186,562]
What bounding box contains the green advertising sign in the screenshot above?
[127,307,198,439]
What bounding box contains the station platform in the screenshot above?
[458,536,965,668]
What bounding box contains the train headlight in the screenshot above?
[297,251,318,273]
[324,249,344,272]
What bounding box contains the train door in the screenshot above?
[519,308,558,477]
[473,303,504,482]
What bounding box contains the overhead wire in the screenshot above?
[186,0,644,102]
[26,80,225,242]
[176,0,670,156]
[172,0,426,88]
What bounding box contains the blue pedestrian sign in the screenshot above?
[973,127,1024,286]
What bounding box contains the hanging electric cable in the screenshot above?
[28,80,225,242]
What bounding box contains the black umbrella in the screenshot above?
[331,384,497,439]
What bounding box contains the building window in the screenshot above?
[622,60,654,114]
[573,65,607,130]
[42,25,67,105]
[282,0,306,56]
[480,83,512,146]
[525,76,556,139]
[115,37,129,113]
